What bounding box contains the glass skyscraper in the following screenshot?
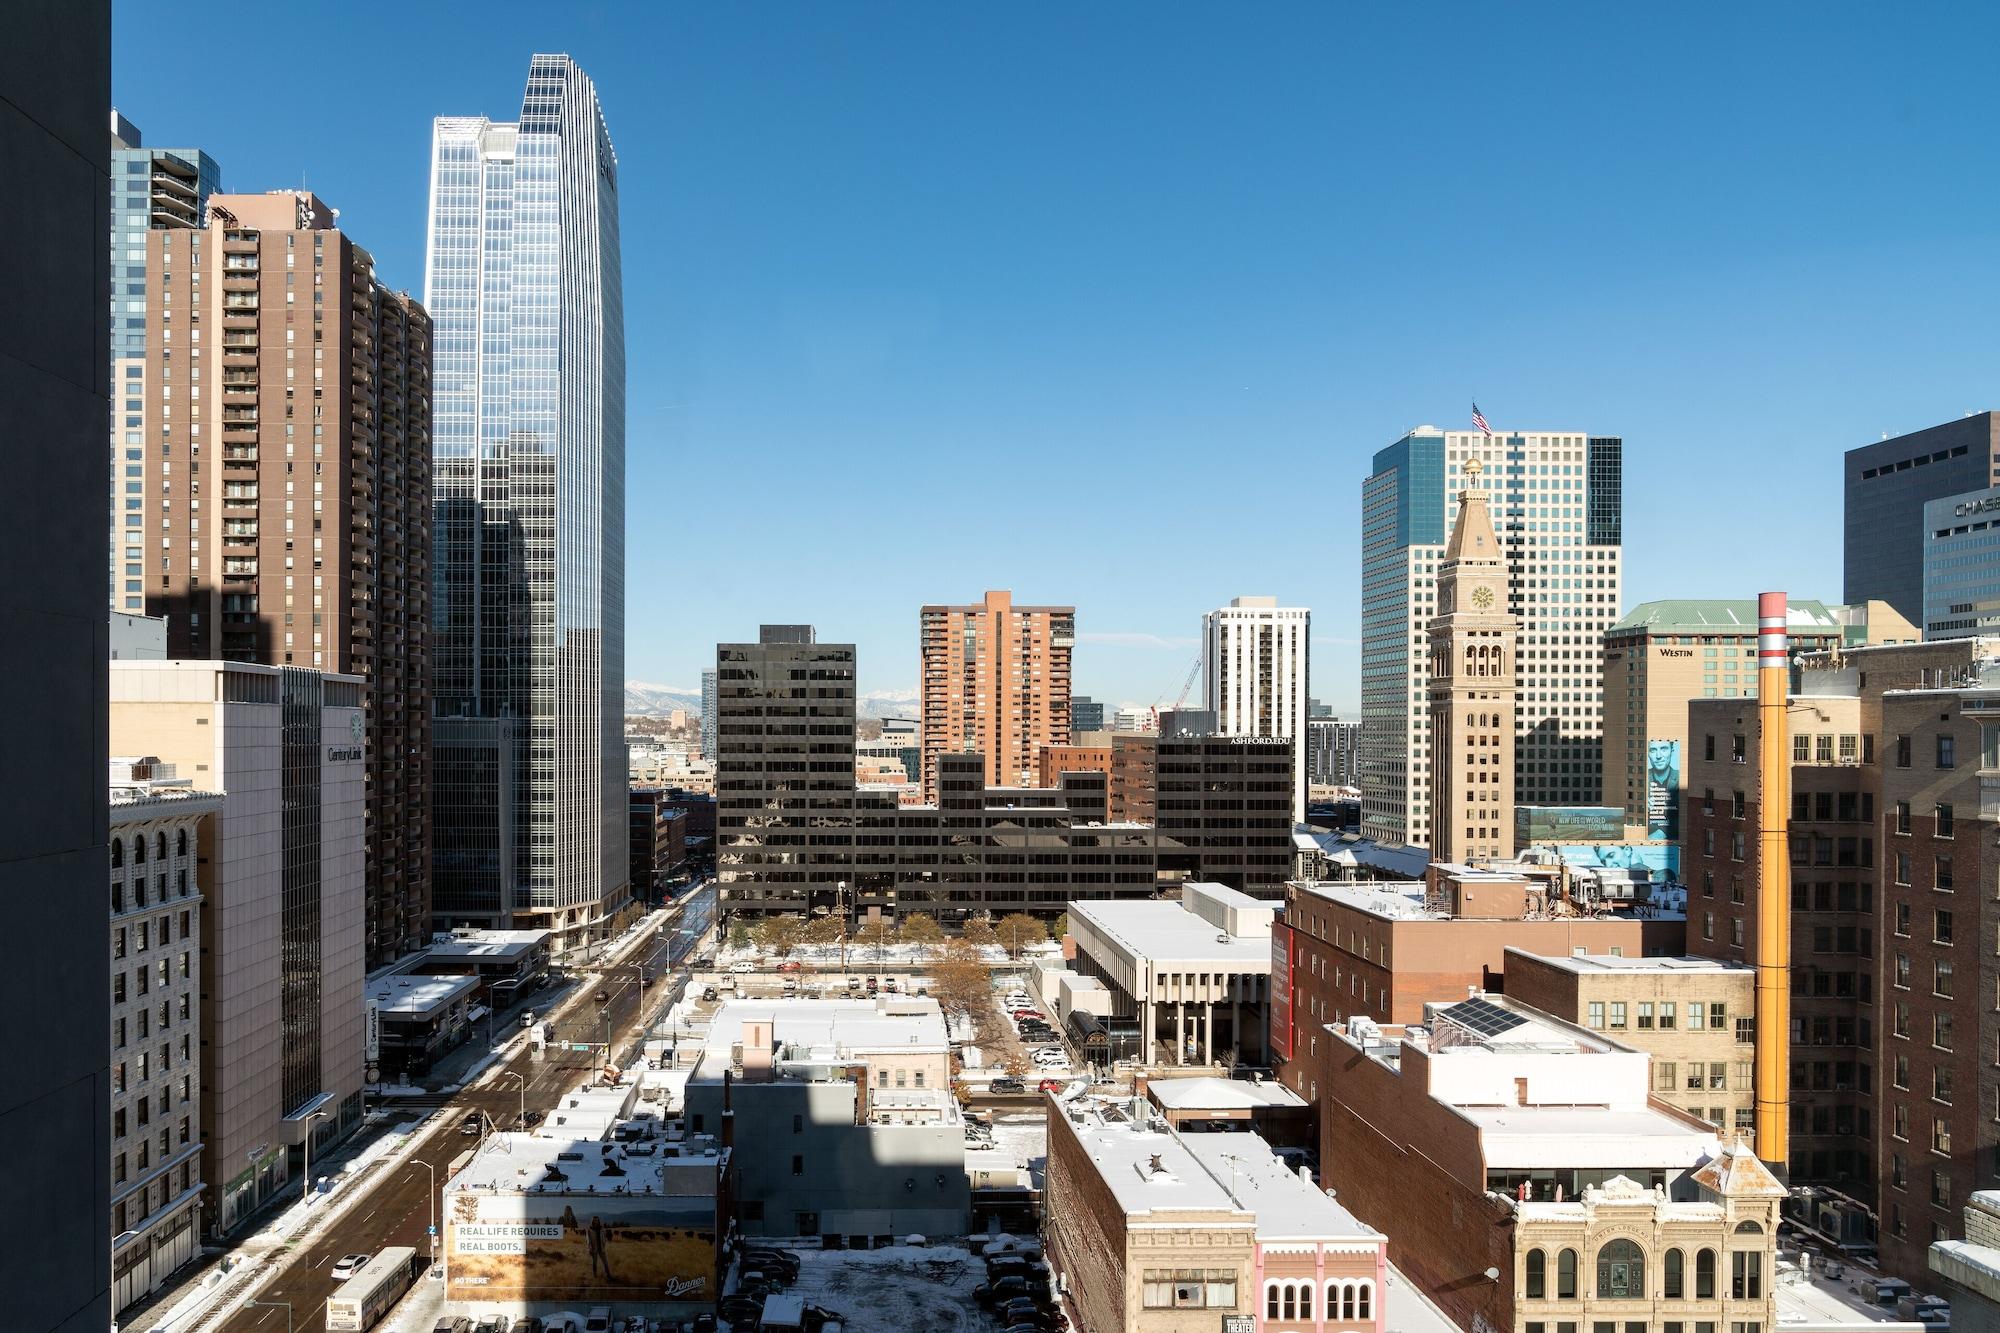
[108,112,219,611]
[1360,426,1622,849]
[425,54,627,945]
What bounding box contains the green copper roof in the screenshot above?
[1609,598,1839,637]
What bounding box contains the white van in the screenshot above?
[519,1009,536,1030]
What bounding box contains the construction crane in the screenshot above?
[1150,654,1202,730]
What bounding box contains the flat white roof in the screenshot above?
[448,1128,723,1196]
[1071,899,1274,969]
[425,929,550,960]
[1465,1107,1721,1171]
[1064,1116,1375,1242]
[700,997,950,1057]
[1294,881,1437,919]
[1147,1076,1308,1111]
[1181,1134,1381,1241]
[368,973,479,1016]
[1508,950,1753,977]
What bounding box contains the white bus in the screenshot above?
[325,1246,418,1331]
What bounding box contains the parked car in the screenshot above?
[432,1320,473,1333]
[741,1248,801,1280]
[583,1307,611,1333]
[977,1276,1038,1308]
[777,960,803,973]
[989,1077,1026,1095]
[701,986,719,1002]
[1031,1050,1068,1067]
[1038,1078,1066,1093]
[1000,1299,1057,1328]
[716,1296,764,1326]
[331,1253,371,1280]
[882,976,899,992]
[508,1319,543,1333]
[729,961,755,974]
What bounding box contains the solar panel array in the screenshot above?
[1442,996,1528,1038]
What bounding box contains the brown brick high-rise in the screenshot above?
[919,590,1073,799]
[141,190,432,966]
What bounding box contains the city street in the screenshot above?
[222,881,716,1333]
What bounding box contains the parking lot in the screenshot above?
[719,1243,1054,1333]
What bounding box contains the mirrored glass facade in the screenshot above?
[426,55,627,939]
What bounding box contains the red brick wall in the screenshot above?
[1318,1036,1516,1333]
[1044,1094,1131,1333]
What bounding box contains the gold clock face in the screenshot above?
[1472,586,1494,610]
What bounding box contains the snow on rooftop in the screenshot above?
[1069,899,1275,968]
[1146,1076,1308,1111]
[368,972,479,1015]
[1066,1116,1376,1243]
[699,997,950,1058]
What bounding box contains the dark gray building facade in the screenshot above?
[1844,413,2000,623]
[716,627,1161,922]
[0,3,114,1326]
[1155,726,1297,898]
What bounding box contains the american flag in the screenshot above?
[1471,402,1492,437]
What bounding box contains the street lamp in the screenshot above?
[300,1109,328,1205]
[245,1299,293,1333]
[414,1158,437,1269]
[500,1071,527,1130]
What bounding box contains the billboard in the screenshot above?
[1269,921,1294,1062]
[1516,805,1625,844]
[1556,842,1681,877]
[444,1191,716,1304]
[1646,738,1682,842]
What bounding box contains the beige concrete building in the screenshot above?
[1045,1105,1386,1333]
[141,189,432,968]
[110,660,366,1236]
[1511,1152,1784,1333]
[918,589,1074,798]
[1427,457,1518,863]
[107,762,217,1312]
[1503,950,1758,1142]
[1601,599,1843,835]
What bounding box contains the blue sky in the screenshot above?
[114,2,2000,713]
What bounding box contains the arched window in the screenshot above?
[1356,1281,1372,1320]
[1300,1285,1314,1318]
[1283,1285,1297,1319]
[111,839,123,868]
[1695,1248,1716,1299]
[1664,1248,1685,1298]
[177,828,188,856]
[1734,1219,1764,1234]
[1267,1283,1281,1319]
[1598,1240,1645,1298]
[155,832,167,860]
[1526,1249,1547,1299]
[133,836,145,864]
[1556,1248,1579,1299]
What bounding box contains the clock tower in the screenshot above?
[1427,457,1519,863]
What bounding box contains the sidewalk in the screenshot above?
[133,912,675,1332]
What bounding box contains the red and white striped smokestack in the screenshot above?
[1757,592,1789,666]
[1753,591,1791,1172]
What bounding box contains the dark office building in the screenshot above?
[1,4,114,1326]
[629,786,688,905]
[1154,713,1297,898]
[1844,414,2000,623]
[717,627,1163,922]
[1071,693,1106,734]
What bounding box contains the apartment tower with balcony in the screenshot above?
[137,189,433,968]
[919,590,1074,800]
[1202,596,1310,825]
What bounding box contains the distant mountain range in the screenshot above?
[624,682,919,721]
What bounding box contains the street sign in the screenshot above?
[570,1042,592,1051]
[427,1224,437,1236]
[1222,1319,1256,1333]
